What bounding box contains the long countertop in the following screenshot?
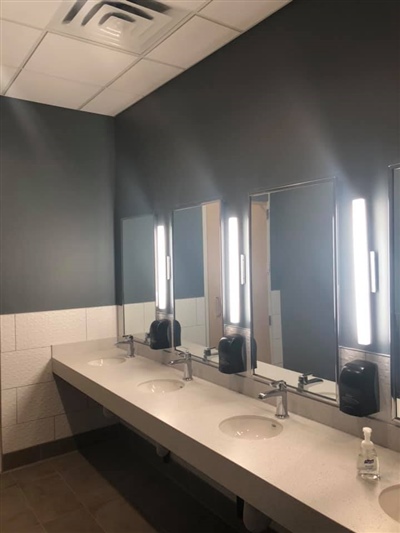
[52,344,400,533]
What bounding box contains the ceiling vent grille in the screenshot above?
[48,0,189,55]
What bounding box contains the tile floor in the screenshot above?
[0,438,243,533]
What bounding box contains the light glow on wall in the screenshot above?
[228,217,240,324]
[352,199,371,345]
[156,224,167,311]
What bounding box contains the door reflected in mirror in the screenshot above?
[122,215,156,342]
[173,201,223,362]
[250,180,338,400]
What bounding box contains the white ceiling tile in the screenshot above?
[146,15,239,69]
[0,19,42,67]
[25,33,138,86]
[199,0,291,31]
[111,59,182,99]
[6,69,101,109]
[0,64,18,93]
[0,0,64,29]
[162,1,210,11]
[82,88,142,116]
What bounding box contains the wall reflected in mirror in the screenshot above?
[391,167,400,417]
[122,215,156,342]
[173,201,223,362]
[250,180,338,400]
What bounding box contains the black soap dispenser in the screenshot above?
[339,359,379,417]
[218,334,246,374]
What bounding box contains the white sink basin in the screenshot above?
[379,485,400,523]
[219,415,283,440]
[88,357,126,367]
[138,379,184,393]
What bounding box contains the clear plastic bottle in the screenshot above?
[357,427,380,480]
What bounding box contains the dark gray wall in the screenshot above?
[115,0,400,354]
[270,182,336,380]
[0,97,116,314]
[122,215,155,303]
[173,206,204,300]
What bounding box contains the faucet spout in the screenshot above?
[298,373,323,391]
[258,380,288,419]
[168,350,193,381]
[115,335,135,357]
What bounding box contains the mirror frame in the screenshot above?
[171,199,224,365]
[389,164,400,419]
[248,177,340,401]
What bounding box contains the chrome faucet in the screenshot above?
[115,335,135,357]
[258,380,288,419]
[168,350,193,381]
[298,372,323,391]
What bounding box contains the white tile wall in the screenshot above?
[181,325,206,346]
[87,306,117,340]
[1,389,17,427]
[144,302,156,329]
[0,315,16,352]
[175,298,198,327]
[1,347,52,390]
[17,382,65,423]
[196,298,205,326]
[15,308,87,350]
[2,418,55,454]
[124,303,145,335]
[176,297,206,346]
[1,305,117,454]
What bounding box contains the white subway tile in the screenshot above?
[271,315,282,340]
[15,309,87,350]
[271,338,284,366]
[17,382,64,423]
[196,298,206,326]
[181,325,206,346]
[54,407,114,439]
[144,302,156,330]
[123,303,144,335]
[1,388,17,427]
[1,347,52,389]
[2,417,54,453]
[86,306,117,340]
[175,298,197,327]
[1,315,16,352]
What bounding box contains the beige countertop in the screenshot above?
[52,344,400,533]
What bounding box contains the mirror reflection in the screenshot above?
[391,167,400,416]
[173,201,223,362]
[250,180,338,399]
[122,215,156,342]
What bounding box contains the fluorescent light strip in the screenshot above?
[228,217,240,324]
[157,225,167,311]
[352,199,371,345]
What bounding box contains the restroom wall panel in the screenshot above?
[0,97,116,314]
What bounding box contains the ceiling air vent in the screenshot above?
[48,0,189,55]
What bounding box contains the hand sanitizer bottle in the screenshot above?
[357,427,380,480]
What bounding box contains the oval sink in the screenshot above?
[219,415,283,440]
[379,485,400,523]
[138,379,184,393]
[88,357,126,367]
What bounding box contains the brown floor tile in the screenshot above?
[11,460,57,484]
[19,472,81,523]
[0,485,40,533]
[93,497,156,533]
[42,507,104,533]
[0,472,17,492]
[60,462,124,512]
[51,451,90,473]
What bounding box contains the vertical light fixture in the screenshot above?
[156,224,167,311]
[228,217,240,324]
[352,199,371,345]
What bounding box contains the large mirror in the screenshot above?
[121,215,156,342]
[172,201,223,362]
[250,179,338,399]
[390,166,400,418]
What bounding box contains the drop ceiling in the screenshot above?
[0,0,291,116]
